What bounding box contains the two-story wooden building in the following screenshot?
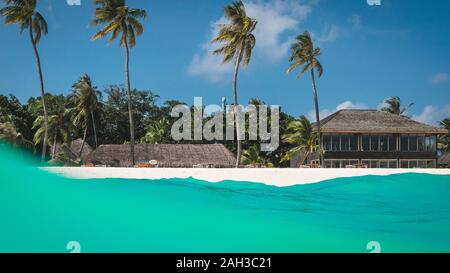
[293,109,448,168]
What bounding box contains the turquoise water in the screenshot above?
[1,145,450,253]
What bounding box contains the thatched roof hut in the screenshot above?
[84,144,236,168]
[315,109,448,134]
[51,139,93,161]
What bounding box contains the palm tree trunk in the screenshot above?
[90,108,98,148]
[124,38,135,167]
[298,150,310,168]
[232,46,244,168]
[52,131,57,159]
[29,22,48,163]
[310,69,322,167]
[79,126,88,157]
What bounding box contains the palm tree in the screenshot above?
[31,95,72,159]
[140,118,170,144]
[241,145,273,167]
[91,0,147,166]
[287,31,324,166]
[281,116,318,167]
[212,0,257,168]
[68,74,101,156]
[1,0,49,162]
[381,96,413,116]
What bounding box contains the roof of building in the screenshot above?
[84,144,236,167]
[52,139,93,160]
[315,109,448,134]
[439,153,450,165]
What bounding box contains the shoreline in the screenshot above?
[43,167,450,187]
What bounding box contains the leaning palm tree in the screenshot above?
[281,115,318,167]
[287,31,324,166]
[32,112,71,159]
[212,0,257,168]
[381,96,414,116]
[68,74,101,156]
[91,0,147,166]
[1,0,49,162]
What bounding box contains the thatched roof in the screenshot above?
[439,153,450,166]
[51,139,93,160]
[70,139,93,159]
[85,144,236,168]
[315,110,448,134]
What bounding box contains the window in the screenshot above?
[361,159,398,168]
[324,159,359,168]
[323,135,331,151]
[379,136,388,151]
[418,136,424,151]
[349,135,358,151]
[400,135,436,152]
[400,160,408,168]
[400,159,436,169]
[331,135,340,151]
[401,136,409,151]
[425,136,436,152]
[379,160,388,168]
[370,136,379,151]
[389,160,398,168]
[418,160,426,168]
[323,135,359,151]
[362,136,370,151]
[388,135,396,151]
[410,136,418,151]
[341,135,350,151]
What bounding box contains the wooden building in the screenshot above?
[296,109,448,168]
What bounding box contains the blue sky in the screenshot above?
[0,0,449,125]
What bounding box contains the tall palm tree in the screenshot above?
[1,0,49,162]
[381,96,414,116]
[281,115,318,167]
[91,0,147,166]
[68,74,101,156]
[212,0,257,168]
[287,31,324,166]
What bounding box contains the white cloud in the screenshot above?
[431,72,449,84]
[188,0,314,83]
[412,105,450,125]
[316,24,340,44]
[307,101,369,120]
[350,14,362,29]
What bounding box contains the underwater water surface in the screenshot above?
[1,145,450,253]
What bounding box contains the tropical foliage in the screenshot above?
[281,116,318,167]
[381,96,414,116]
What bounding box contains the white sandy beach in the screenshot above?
[43,167,450,187]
